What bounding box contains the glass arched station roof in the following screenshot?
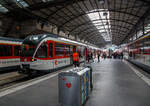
[0,0,150,47]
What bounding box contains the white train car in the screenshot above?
[0,37,22,71]
[20,34,99,75]
[126,33,150,73]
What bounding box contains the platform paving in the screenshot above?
[0,59,149,106]
[86,59,150,106]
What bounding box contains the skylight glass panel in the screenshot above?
[93,20,101,23]
[42,0,54,2]
[16,0,29,7]
[96,26,103,29]
[0,4,8,13]
[87,9,111,41]
[145,23,150,34]
[98,29,106,32]
[88,12,99,20]
[94,23,103,26]
[101,32,111,41]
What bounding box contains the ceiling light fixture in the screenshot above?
[98,0,105,4]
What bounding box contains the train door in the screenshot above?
[84,48,88,61]
[47,41,54,70]
[73,46,76,52]
[70,45,74,64]
[78,46,84,62]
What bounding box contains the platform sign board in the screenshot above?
[58,67,91,106]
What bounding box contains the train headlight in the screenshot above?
[31,58,37,62]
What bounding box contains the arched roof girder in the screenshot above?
[58,10,139,28]
[85,34,102,41]
[80,31,104,41]
[45,1,77,19]
[78,28,127,37]
[68,19,133,34]
[80,31,99,39]
[121,7,150,44]
[28,0,150,11]
[28,0,77,11]
[73,24,130,35]
[80,29,127,41]
[137,0,150,5]
[87,35,103,44]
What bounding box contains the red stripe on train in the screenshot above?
[0,56,20,59]
[20,56,70,62]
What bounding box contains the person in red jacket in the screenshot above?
[73,52,79,67]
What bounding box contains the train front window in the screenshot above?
[22,44,36,57]
[35,42,47,58]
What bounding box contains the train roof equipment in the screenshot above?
[0,36,23,44]
[23,34,101,50]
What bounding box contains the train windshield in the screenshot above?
[22,44,36,57]
[21,35,48,57]
[21,36,41,57]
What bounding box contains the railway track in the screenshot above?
[0,71,46,89]
[0,69,66,90]
[0,63,85,90]
[0,72,27,89]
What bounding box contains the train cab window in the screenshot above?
[55,43,64,56]
[0,45,12,56]
[49,43,53,57]
[65,45,70,56]
[35,42,47,58]
[14,45,21,56]
[70,46,73,55]
[22,44,36,57]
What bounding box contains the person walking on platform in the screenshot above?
[73,52,79,67]
[91,52,94,62]
[87,53,90,63]
[97,53,100,62]
[120,52,124,60]
[103,52,106,59]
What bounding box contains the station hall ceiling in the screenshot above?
[0,0,150,46]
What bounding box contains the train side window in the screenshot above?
[0,45,3,56]
[70,46,73,55]
[0,45,12,56]
[14,45,21,56]
[55,43,64,56]
[49,43,53,57]
[65,45,70,56]
[35,42,47,58]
